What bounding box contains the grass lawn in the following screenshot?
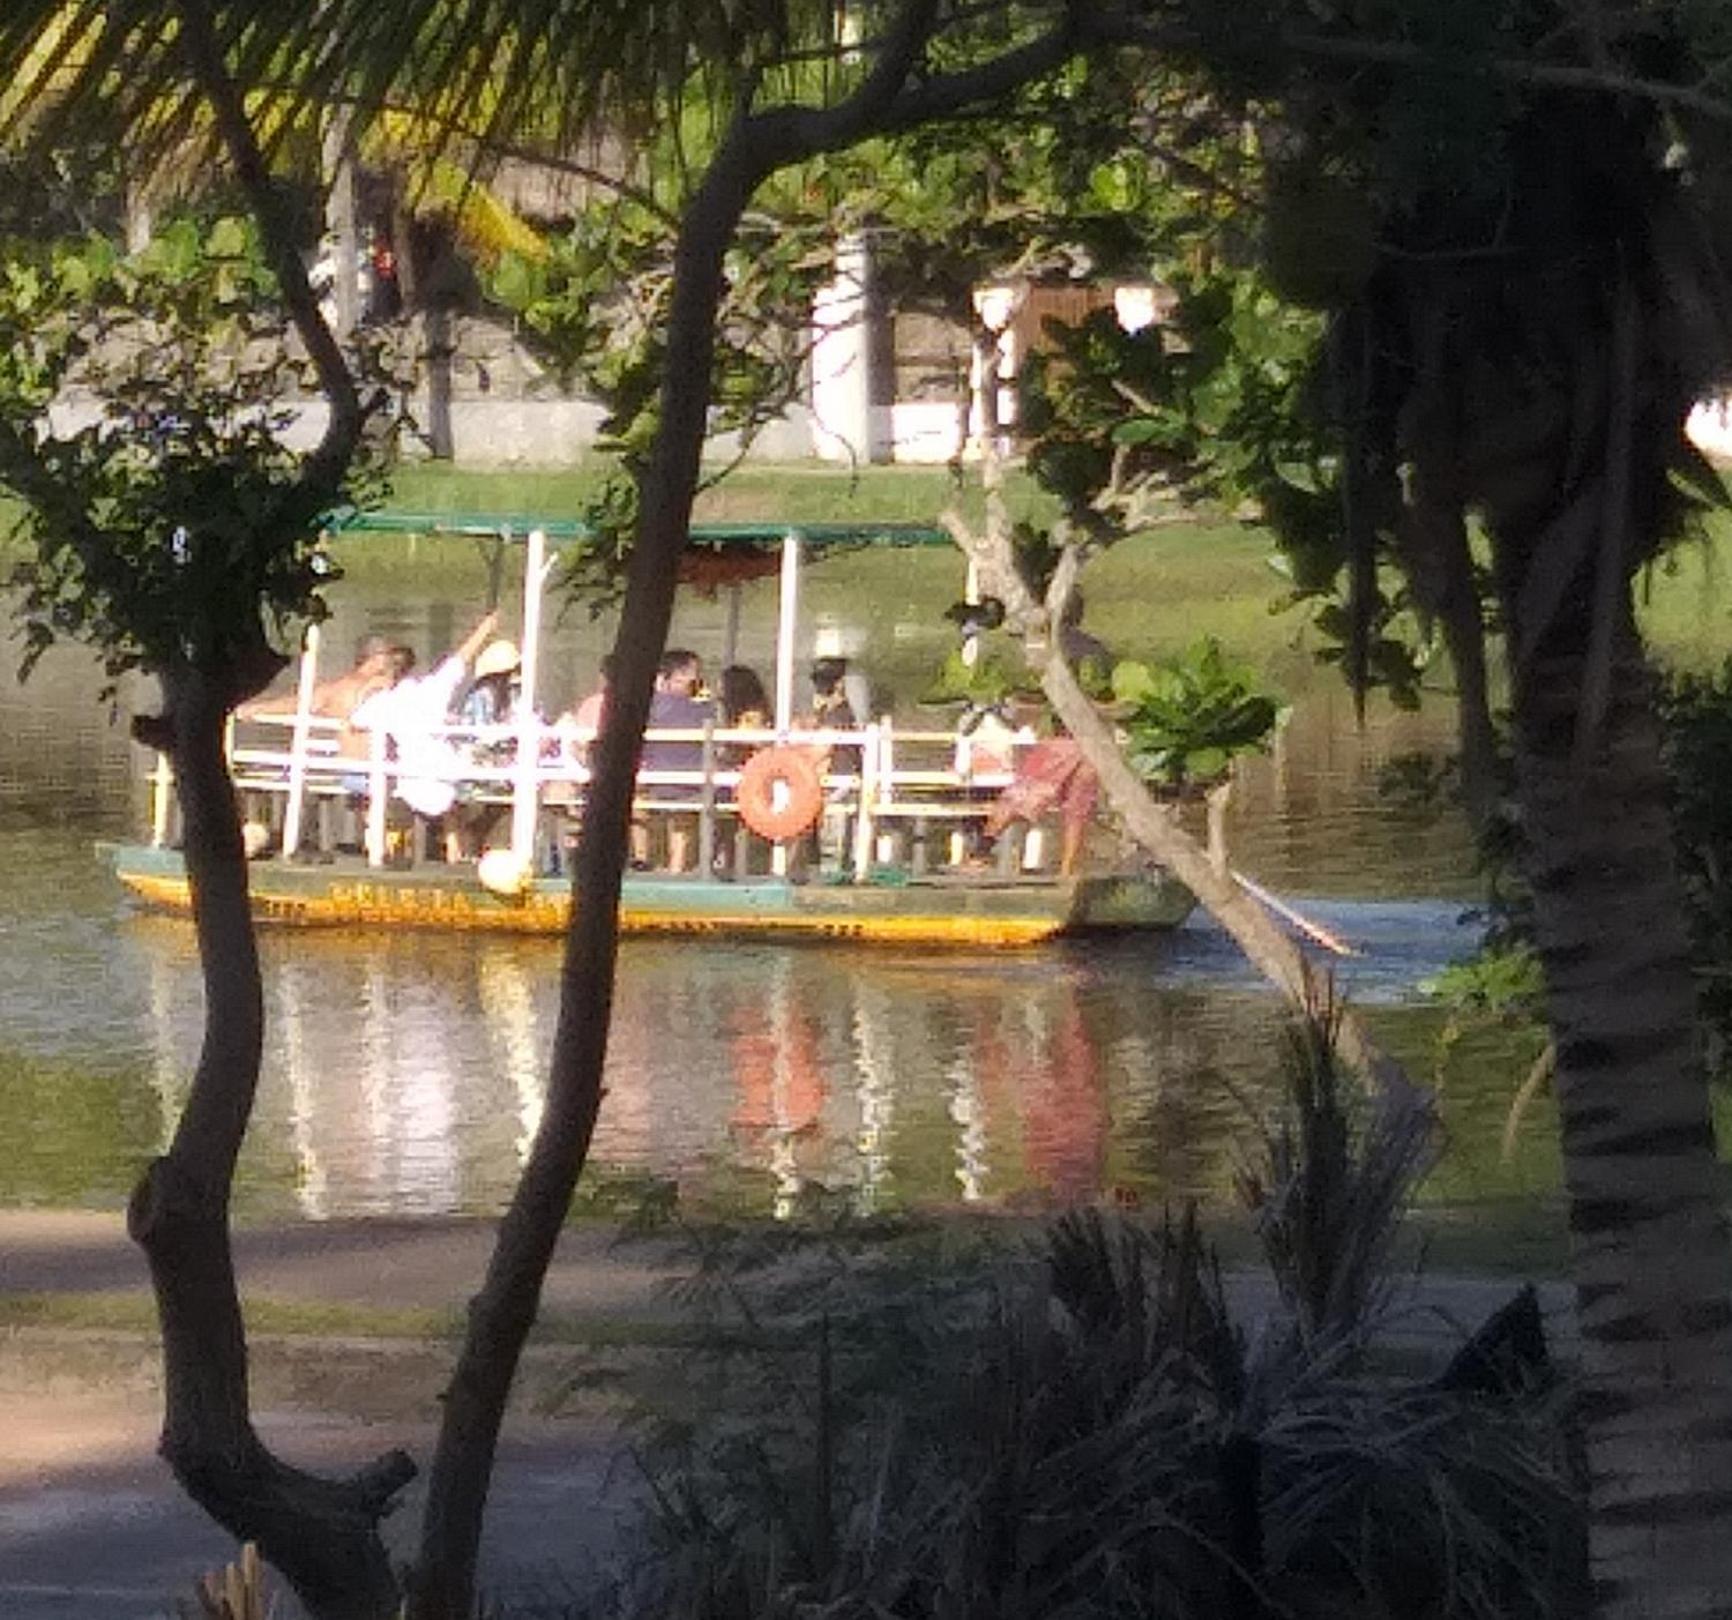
[7,457,1722,677]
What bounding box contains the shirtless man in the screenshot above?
[240,635,402,732]
[238,636,412,854]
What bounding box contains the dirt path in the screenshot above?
[0,1212,681,1618]
[0,1210,1575,1619]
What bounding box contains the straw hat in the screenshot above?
[475,639,521,678]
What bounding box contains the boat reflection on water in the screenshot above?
[120,920,1282,1222]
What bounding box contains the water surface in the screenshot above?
[0,591,1560,1224]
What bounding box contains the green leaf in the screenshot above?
[1110,416,1164,447]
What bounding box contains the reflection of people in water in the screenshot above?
[729,1001,826,1135]
[1016,999,1109,1205]
[728,977,828,1217]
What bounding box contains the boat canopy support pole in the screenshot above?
[366,729,388,866]
[723,583,743,670]
[280,623,321,858]
[773,531,801,736]
[852,721,880,882]
[772,532,802,881]
[510,528,551,868]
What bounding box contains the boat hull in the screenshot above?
[103,845,1194,947]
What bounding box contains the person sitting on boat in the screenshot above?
[551,653,614,777]
[719,664,770,735]
[635,648,716,873]
[569,655,615,745]
[452,637,533,857]
[349,609,499,858]
[981,725,1101,879]
[237,634,411,856]
[712,664,770,876]
[544,655,614,844]
[461,639,525,734]
[802,656,863,776]
[784,656,867,877]
[953,699,1023,781]
[239,634,398,728]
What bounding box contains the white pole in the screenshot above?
[510,528,549,866]
[366,727,388,866]
[770,533,803,879]
[773,531,801,735]
[281,623,322,858]
[722,583,743,669]
[852,721,878,883]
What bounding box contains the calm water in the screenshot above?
[0,587,1562,1222]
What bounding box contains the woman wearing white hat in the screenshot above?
[452,635,533,858]
[462,637,524,730]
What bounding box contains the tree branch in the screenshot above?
[173,0,363,498]
[941,498,1411,1092]
[849,4,1089,143]
[1099,11,1732,124]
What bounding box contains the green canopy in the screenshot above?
[323,510,952,551]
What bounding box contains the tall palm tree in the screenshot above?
[1204,39,1732,1619]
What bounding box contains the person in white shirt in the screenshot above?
[350,610,499,830]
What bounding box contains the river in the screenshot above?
[0,577,1562,1225]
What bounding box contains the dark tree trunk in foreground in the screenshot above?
[1506,611,1732,1618]
[131,673,413,1620]
[406,144,757,1620]
[407,13,1091,1614]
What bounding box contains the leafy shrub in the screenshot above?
[0,217,399,691]
[1112,637,1281,788]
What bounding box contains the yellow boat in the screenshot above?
[103,844,1195,947]
[106,516,1195,948]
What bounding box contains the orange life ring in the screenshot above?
[736,745,825,842]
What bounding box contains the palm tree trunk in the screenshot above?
[1508,613,1732,1619]
[131,673,412,1620]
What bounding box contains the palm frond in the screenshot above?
[1238,992,1439,1348]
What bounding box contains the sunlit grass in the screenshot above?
[357,462,1732,675]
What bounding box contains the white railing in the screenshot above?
[155,712,1052,882]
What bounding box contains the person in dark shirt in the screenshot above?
[805,655,865,779]
[637,648,716,872]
